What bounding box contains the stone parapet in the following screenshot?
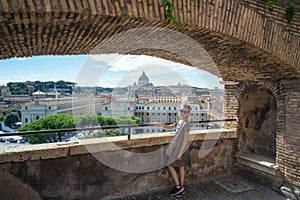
[0,129,236,199]
[0,129,236,163]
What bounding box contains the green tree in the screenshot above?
[4,112,20,127]
[84,129,125,139]
[115,115,141,125]
[18,114,141,144]
[0,113,4,121]
[4,108,21,119]
[19,114,75,144]
[103,116,117,125]
[96,115,106,126]
[74,115,99,128]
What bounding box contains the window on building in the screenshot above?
[105,107,108,110]
[36,116,40,120]
[49,107,51,110]
[25,118,28,123]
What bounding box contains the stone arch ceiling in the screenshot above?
[0,0,299,81]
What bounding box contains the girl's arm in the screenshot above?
[162,123,176,129]
[177,130,190,159]
[150,122,176,129]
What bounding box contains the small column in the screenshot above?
[223,82,239,130]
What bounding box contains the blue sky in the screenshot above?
[0,54,223,89]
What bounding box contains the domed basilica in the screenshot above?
[138,71,150,87]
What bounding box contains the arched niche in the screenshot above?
[238,85,277,159]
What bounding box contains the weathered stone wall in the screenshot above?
[278,78,300,186]
[238,85,277,158]
[224,84,239,130]
[0,130,236,199]
[228,80,300,187]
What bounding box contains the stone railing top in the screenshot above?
[0,129,236,164]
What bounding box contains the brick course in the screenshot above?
[0,0,299,81]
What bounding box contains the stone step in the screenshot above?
[237,154,279,175]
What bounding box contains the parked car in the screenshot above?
[7,138,18,143]
[19,138,27,144]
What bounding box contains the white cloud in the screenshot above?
[78,54,224,88]
[107,55,182,72]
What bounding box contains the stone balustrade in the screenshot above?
[0,129,236,199]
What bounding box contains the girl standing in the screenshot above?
[152,104,191,198]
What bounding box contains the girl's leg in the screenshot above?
[179,166,185,186]
[168,165,180,185]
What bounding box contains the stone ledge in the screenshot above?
[237,154,279,175]
[0,129,236,163]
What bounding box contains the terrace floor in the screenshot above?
[108,174,285,200]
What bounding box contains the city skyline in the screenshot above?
[0,54,224,89]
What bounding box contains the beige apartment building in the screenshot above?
[134,97,208,133]
[21,97,104,126]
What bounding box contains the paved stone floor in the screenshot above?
[109,174,285,200]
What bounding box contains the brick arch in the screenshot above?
[235,81,280,101]
[235,81,287,166]
[0,0,299,81]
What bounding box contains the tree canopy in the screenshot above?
[18,114,141,144]
[4,112,20,127]
[7,80,76,95]
[18,114,75,144]
[3,108,21,128]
